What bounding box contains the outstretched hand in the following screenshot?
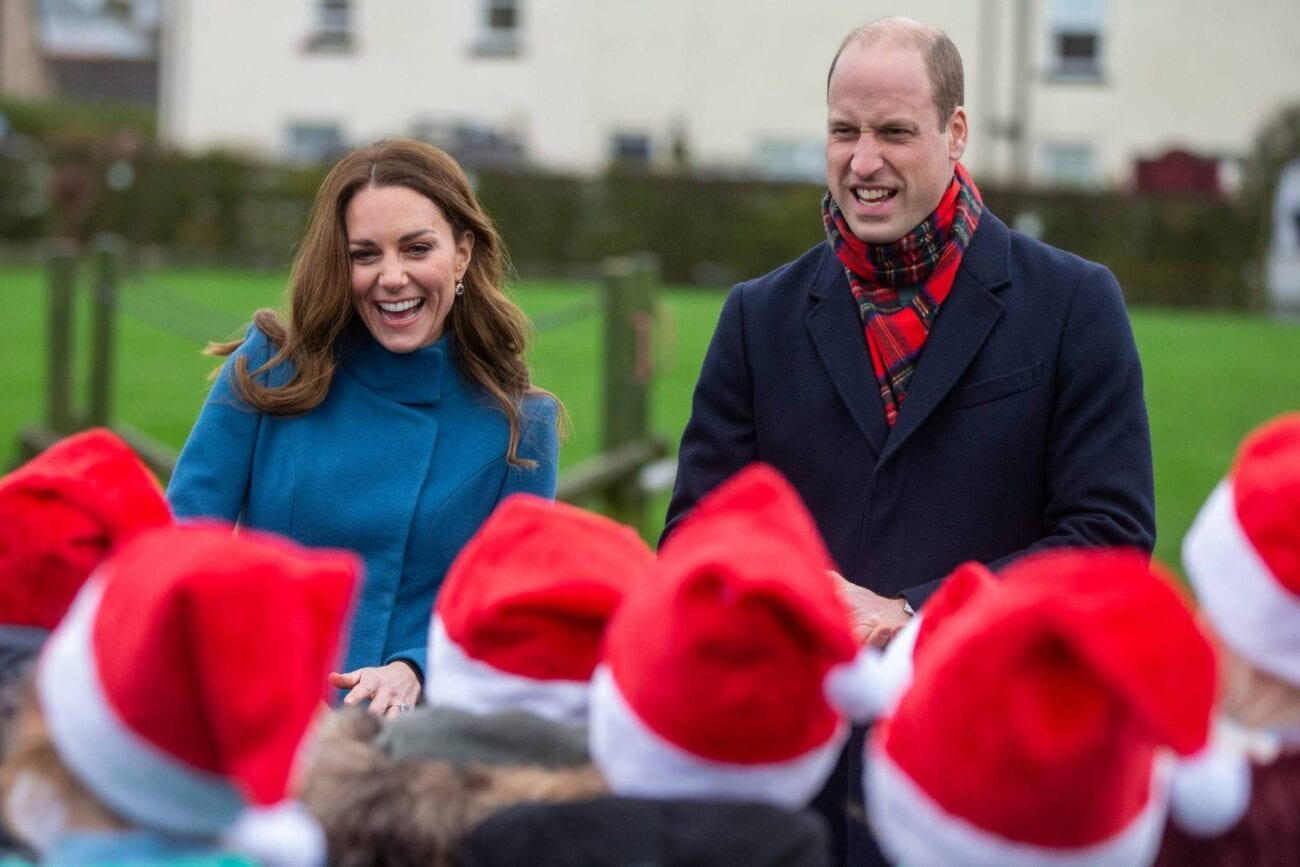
[328,661,421,719]
[828,570,912,648]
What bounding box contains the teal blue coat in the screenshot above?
[0,830,253,865]
[167,323,559,678]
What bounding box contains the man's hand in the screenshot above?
[828,570,912,648]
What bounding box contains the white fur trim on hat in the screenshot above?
[222,800,326,867]
[589,665,846,809]
[865,741,1169,867]
[1184,480,1300,686]
[427,616,589,726]
[38,579,244,836]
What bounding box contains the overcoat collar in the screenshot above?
[340,320,457,406]
[806,211,1012,462]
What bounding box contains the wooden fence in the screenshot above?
[18,235,671,531]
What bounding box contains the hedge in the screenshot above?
[0,140,1264,309]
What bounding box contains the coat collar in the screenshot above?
[807,211,1012,462]
[339,320,459,406]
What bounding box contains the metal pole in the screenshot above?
[87,234,122,427]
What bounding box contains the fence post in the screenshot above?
[46,240,78,434]
[601,253,659,529]
[88,234,123,427]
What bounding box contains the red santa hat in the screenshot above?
[428,494,654,725]
[0,428,171,632]
[1183,412,1300,686]
[864,548,1249,866]
[37,523,359,858]
[590,463,872,808]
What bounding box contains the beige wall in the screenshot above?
[0,0,53,99]
[158,0,1300,187]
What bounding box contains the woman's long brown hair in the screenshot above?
[211,139,559,466]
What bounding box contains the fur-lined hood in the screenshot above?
[299,710,606,867]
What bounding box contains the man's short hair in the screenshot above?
[827,17,965,130]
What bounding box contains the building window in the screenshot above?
[473,0,521,58]
[1047,0,1105,80]
[609,132,652,171]
[754,138,825,183]
[285,122,344,165]
[1041,143,1098,188]
[305,0,353,52]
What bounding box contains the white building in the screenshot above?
[158,0,1300,188]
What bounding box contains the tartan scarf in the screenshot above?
[823,162,983,427]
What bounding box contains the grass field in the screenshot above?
[2,263,1297,572]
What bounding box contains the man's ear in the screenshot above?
[946,106,968,162]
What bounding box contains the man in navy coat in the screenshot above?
[663,16,1155,865]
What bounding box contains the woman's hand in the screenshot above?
[328,662,421,719]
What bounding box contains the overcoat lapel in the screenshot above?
[879,214,1012,465]
[807,249,889,457]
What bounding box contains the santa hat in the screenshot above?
[0,428,170,633]
[590,463,872,809]
[428,494,654,725]
[864,548,1249,867]
[1183,412,1300,686]
[37,523,359,864]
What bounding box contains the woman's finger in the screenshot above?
[327,670,360,689]
[369,680,398,716]
[342,671,379,707]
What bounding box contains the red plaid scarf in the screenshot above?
[823,163,983,427]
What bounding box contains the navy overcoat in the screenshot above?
[664,209,1156,606]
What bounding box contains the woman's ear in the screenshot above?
[456,231,475,280]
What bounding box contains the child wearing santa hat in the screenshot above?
[0,428,172,814]
[1156,413,1300,866]
[0,523,359,866]
[464,464,873,866]
[857,547,1248,867]
[0,429,170,682]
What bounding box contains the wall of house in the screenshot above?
[157,0,1300,188]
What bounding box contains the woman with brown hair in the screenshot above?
[167,139,561,717]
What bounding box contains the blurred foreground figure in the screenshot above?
[859,548,1248,867]
[1157,413,1300,866]
[0,428,171,858]
[303,495,647,865]
[467,465,880,866]
[0,524,358,866]
[0,428,170,689]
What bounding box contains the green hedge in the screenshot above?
[0,135,1264,308]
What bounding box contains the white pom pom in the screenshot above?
[824,650,890,722]
[222,800,327,867]
[873,614,921,712]
[1168,745,1252,837]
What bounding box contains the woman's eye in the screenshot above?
[350,249,377,262]
[407,243,432,256]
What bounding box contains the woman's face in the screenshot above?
[345,184,473,354]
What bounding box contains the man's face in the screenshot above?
[826,41,967,245]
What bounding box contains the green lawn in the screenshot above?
[2,263,1296,572]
